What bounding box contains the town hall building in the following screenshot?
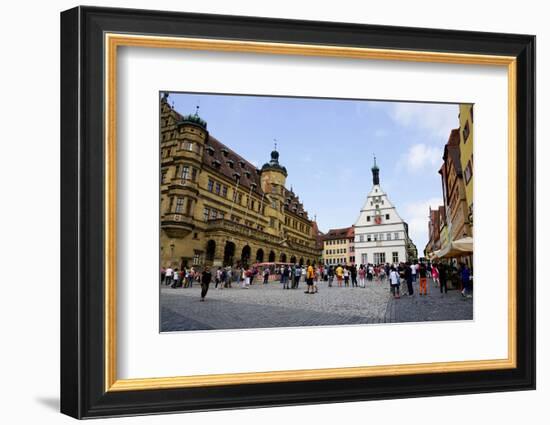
[353,159,416,265]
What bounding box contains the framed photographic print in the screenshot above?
[60,6,535,419]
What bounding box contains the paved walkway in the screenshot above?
[160,277,472,332]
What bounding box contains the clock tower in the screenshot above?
[353,158,414,265]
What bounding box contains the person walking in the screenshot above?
[404,262,414,295]
[200,267,212,301]
[160,266,166,285]
[293,265,301,289]
[327,265,334,287]
[410,262,417,283]
[389,267,401,299]
[431,263,440,288]
[358,264,366,288]
[304,263,315,294]
[418,262,428,296]
[439,264,448,294]
[215,267,222,289]
[313,266,321,293]
[171,269,180,288]
[460,263,472,297]
[335,264,344,287]
[282,265,290,289]
[165,266,173,286]
[263,267,270,284]
[343,266,350,287]
[350,264,358,287]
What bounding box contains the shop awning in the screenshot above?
[433,237,473,259]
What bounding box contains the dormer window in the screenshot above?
[212,159,221,168]
[238,160,246,168]
[221,147,229,157]
[227,159,234,169]
[250,183,257,191]
[232,172,241,181]
[244,171,251,179]
[206,146,215,156]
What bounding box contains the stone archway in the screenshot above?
[256,248,264,263]
[306,259,311,266]
[241,245,251,267]
[223,241,236,266]
[299,257,304,266]
[279,252,287,263]
[268,250,276,262]
[290,255,296,264]
[205,239,216,262]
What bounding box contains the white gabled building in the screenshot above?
[354,159,414,266]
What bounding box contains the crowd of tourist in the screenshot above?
[160,261,473,302]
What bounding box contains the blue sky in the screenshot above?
[167,92,460,251]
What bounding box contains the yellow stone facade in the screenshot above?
[159,95,321,269]
[322,227,355,266]
[458,104,474,228]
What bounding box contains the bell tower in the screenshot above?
[260,144,288,237]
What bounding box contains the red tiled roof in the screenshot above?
[322,226,354,240]
[443,128,463,176]
[166,99,310,220]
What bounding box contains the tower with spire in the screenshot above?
[353,157,415,265]
[260,143,288,237]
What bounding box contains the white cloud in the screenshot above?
[398,143,442,173]
[388,102,459,141]
[402,197,443,254]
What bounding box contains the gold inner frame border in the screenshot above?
[104,33,517,392]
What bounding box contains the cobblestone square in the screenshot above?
[160,277,473,332]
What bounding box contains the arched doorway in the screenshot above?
[205,240,216,262]
[290,255,296,264]
[241,245,251,267]
[256,248,264,263]
[279,253,287,263]
[223,241,235,266]
[268,250,276,262]
[306,259,311,266]
[299,257,304,266]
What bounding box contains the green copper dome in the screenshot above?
[261,148,287,176]
[178,112,207,130]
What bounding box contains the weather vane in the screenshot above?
[273,138,277,150]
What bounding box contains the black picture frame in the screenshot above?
[61,5,535,419]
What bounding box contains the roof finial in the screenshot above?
[195,105,200,115]
[373,153,377,167]
[273,138,277,150]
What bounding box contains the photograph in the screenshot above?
[159,92,474,332]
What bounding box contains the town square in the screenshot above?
[159,92,474,332]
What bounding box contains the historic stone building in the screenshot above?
[353,159,416,265]
[439,129,472,242]
[458,104,474,230]
[322,227,355,266]
[159,94,321,270]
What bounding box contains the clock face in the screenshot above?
[374,216,382,224]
